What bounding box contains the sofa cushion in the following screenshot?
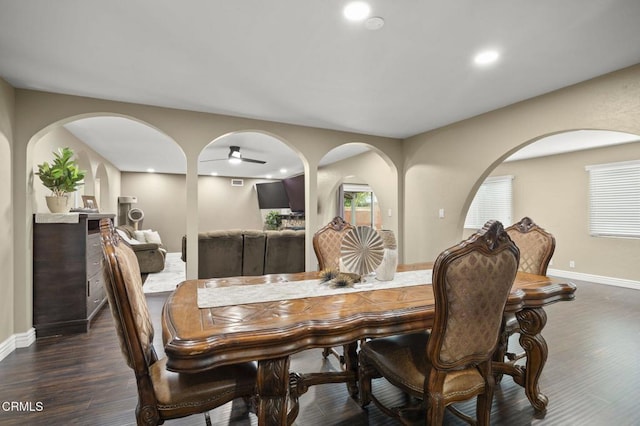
[198,230,244,279]
[264,230,305,274]
[242,230,266,276]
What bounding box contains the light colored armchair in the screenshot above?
[116,225,166,274]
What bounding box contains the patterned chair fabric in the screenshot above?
[312,216,355,271]
[358,220,519,425]
[99,219,258,426]
[505,216,555,275]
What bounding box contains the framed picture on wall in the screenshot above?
[82,195,99,211]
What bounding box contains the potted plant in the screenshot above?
[264,210,282,230]
[36,147,86,213]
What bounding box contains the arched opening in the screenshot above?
[197,130,305,231]
[316,142,398,237]
[463,129,640,281]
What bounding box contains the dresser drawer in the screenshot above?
[86,234,104,275]
[87,269,106,316]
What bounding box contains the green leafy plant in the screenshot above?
[36,147,86,197]
[264,210,282,230]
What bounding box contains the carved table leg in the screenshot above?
[343,342,359,398]
[257,357,291,426]
[517,307,549,412]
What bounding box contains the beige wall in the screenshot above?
[32,126,121,214]
[0,78,14,345]
[122,150,400,254]
[120,173,275,253]
[491,141,640,281]
[403,64,640,271]
[3,64,640,346]
[8,88,401,337]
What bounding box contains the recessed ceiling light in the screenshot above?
[280,168,287,174]
[146,168,155,173]
[344,1,370,21]
[210,172,218,176]
[474,50,500,66]
[265,174,272,179]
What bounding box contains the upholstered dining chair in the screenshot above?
[497,217,556,368]
[358,220,519,425]
[313,215,355,271]
[99,218,258,426]
[312,216,355,362]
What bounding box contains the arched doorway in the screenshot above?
[198,130,305,232]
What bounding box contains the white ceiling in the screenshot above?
[1,1,639,176]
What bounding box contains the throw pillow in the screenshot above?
[134,230,148,242]
[117,229,141,245]
[144,230,163,245]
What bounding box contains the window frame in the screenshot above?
[586,159,640,239]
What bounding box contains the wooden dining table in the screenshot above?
[162,263,576,425]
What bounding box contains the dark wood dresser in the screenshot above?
[33,213,115,338]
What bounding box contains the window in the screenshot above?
[339,183,381,229]
[464,176,513,229]
[586,160,640,238]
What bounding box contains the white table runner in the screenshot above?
[197,269,433,308]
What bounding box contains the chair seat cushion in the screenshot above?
[150,357,257,417]
[361,333,485,401]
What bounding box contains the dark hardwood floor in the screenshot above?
[1,279,638,425]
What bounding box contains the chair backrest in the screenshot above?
[428,220,519,370]
[505,216,555,275]
[99,218,158,376]
[312,216,355,270]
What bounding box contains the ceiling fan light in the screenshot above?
[228,157,242,164]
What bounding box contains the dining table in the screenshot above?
[162,262,576,426]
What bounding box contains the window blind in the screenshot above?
[586,160,640,238]
[464,175,513,229]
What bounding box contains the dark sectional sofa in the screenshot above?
[181,229,305,279]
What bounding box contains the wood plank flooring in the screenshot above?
[0,279,638,425]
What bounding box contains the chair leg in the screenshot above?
[426,393,445,425]
[476,388,493,426]
[204,411,212,426]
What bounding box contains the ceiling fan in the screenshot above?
[200,146,266,164]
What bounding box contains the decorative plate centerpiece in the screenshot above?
[340,226,384,276]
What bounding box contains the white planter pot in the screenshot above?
[45,195,71,213]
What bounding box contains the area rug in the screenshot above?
[143,252,186,294]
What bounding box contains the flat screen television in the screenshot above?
[256,181,290,209]
[282,174,305,213]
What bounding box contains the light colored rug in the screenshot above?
[143,252,186,293]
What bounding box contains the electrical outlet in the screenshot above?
[569,260,575,268]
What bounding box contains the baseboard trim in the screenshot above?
[0,328,36,363]
[548,268,640,290]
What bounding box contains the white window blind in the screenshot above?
[464,176,513,229]
[586,160,640,238]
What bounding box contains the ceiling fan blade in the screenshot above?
[241,157,266,164]
[199,158,227,162]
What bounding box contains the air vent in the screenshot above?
[231,178,244,187]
